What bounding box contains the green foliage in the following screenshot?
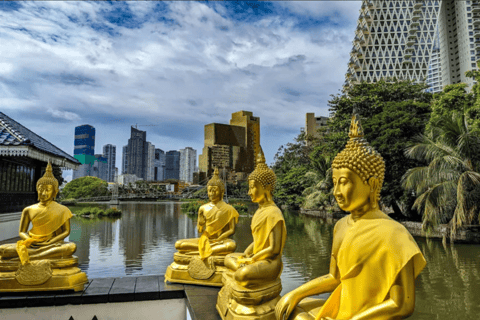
[61,176,109,199]
[72,206,122,217]
[180,199,249,215]
[273,133,313,209]
[181,200,207,214]
[326,79,432,218]
[60,198,77,206]
[403,113,480,236]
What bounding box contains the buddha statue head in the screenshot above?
[331,115,385,212]
[36,162,59,202]
[248,147,276,204]
[207,168,225,203]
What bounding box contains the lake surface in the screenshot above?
[69,202,480,320]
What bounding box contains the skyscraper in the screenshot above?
[73,124,95,180]
[154,149,166,181]
[146,142,155,181]
[126,126,147,179]
[180,147,197,183]
[345,0,440,90]
[165,150,180,180]
[122,145,128,174]
[103,144,116,182]
[346,0,480,93]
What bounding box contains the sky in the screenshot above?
[0,1,362,182]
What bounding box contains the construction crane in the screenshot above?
[133,124,159,129]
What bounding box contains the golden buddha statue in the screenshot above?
[275,115,426,320]
[216,147,287,320]
[0,162,88,292]
[165,168,239,286]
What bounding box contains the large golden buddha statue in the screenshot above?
[216,148,287,320]
[165,168,239,286]
[0,162,88,292]
[275,115,426,320]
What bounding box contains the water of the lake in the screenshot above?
[69,202,480,320]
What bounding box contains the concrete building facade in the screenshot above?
[198,111,259,181]
[305,113,329,139]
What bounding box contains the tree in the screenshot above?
[402,113,480,236]
[61,176,109,199]
[272,133,313,209]
[325,79,432,219]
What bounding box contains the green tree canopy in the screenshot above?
[324,79,433,218]
[61,176,109,199]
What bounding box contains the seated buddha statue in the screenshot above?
[165,168,239,286]
[0,162,88,292]
[275,115,426,320]
[216,147,287,320]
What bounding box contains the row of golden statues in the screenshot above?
[0,115,426,320]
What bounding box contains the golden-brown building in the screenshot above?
[198,111,259,182]
[305,113,329,140]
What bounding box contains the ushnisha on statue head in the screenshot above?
[332,114,385,209]
[248,147,276,203]
[36,161,59,201]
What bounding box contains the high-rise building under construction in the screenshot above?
[346,0,480,93]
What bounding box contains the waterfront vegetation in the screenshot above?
[70,206,122,218]
[61,176,109,200]
[273,67,480,235]
[181,198,249,215]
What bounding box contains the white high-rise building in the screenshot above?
[146,142,155,181]
[346,0,480,93]
[179,147,196,184]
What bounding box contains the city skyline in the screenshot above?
[0,2,362,182]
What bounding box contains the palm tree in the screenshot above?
[402,113,480,237]
[303,153,334,210]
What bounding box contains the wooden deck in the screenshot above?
[0,275,221,320]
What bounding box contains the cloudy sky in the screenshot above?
[0,1,361,181]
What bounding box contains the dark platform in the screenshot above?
[0,275,221,320]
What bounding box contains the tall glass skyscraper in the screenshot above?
[73,124,95,180]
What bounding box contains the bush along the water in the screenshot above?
[181,200,207,215]
[181,199,248,215]
[73,207,122,218]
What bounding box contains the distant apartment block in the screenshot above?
[304,113,329,139]
[122,145,128,174]
[180,147,197,184]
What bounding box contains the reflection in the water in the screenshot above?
[71,202,480,320]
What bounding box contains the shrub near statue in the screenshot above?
[275,115,426,320]
[0,162,88,292]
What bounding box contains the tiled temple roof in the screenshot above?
[0,112,80,168]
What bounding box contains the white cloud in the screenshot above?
[0,1,361,163]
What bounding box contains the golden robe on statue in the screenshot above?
[15,201,74,264]
[251,204,286,257]
[198,201,239,260]
[315,216,426,320]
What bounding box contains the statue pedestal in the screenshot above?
[216,272,282,320]
[0,266,88,292]
[165,252,230,287]
[0,256,88,292]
